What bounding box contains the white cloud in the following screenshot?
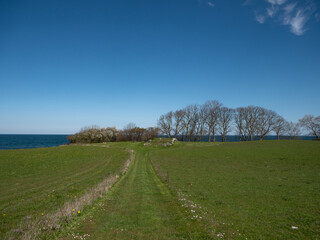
[284,3,297,14]
[256,14,266,23]
[247,0,317,35]
[288,10,308,35]
[243,0,253,6]
[280,4,311,35]
[267,5,278,17]
[281,3,297,25]
[207,2,214,8]
[281,13,291,25]
[267,0,287,5]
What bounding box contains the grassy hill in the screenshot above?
[150,140,320,239]
[1,140,319,239]
[0,145,130,239]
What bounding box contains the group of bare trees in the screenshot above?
[299,115,320,140]
[68,124,159,143]
[158,100,320,142]
[68,103,319,144]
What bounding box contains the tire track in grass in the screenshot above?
[61,147,212,240]
[0,146,129,239]
[5,150,134,240]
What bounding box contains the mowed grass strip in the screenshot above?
[0,145,129,238]
[59,147,212,240]
[150,140,320,239]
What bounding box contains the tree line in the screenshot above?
[67,124,159,143]
[157,100,320,142]
[68,100,319,143]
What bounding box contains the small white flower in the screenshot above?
[217,232,224,238]
[291,226,298,229]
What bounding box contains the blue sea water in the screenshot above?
[0,134,315,150]
[0,134,69,150]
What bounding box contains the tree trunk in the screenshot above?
[199,132,203,142]
[212,128,216,142]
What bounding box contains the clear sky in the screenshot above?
[0,0,319,134]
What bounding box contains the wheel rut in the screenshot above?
[61,147,211,240]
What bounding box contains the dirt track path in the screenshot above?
[61,147,211,240]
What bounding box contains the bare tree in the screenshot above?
[188,105,199,141]
[157,111,173,138]
[218,107,234,142]
[131,127,147,142]
[244,106,261,141]
[286,122,301,139]
[256,108,277,140]
[195,104,208,141]
[172,109,185,138]
[272,115,288,140]
[145,127,160,140]
[124,123,136,130]
[234,106,260,141]
[204,100,222,142]
[181,105,193,141]
[235,107,249,141]
[120,123,137,141]
[299,115,320,140]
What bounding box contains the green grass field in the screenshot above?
[150,140,320,239]
[57,145,211,240]
[0,145,130,239]
[1,140,319,239]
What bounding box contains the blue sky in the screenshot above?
[0,0,319,134]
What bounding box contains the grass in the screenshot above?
[1,140,319,239]
[150,140,320,239]
[57,146,212,240]
[0,145,130,239]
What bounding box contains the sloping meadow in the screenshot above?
[0,145,130,239]
[150,140,320,239]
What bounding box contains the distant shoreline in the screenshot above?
[0,134,317,151]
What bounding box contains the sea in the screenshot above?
[0,134,69,150]
[0,134,315,150]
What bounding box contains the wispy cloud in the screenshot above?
[207,2,214,8]
[267,0,287,5]
[284,2,297,14]
[286,9,308,35]
[256,14,266,24]
[267,5,278,17]
[251,0,318,36]
[243,0,253,6]
[281,3,315,35]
